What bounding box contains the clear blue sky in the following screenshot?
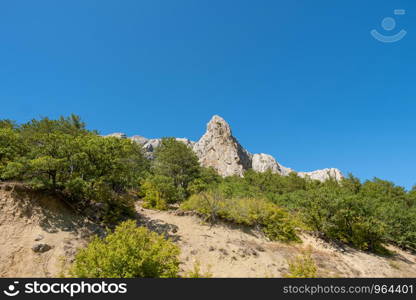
[1,1,415,189]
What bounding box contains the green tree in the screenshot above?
[0,127,26,176]
[340,174,361,194]
[0,119,17,130]
[1,115,149,225]
[187,167,222,195]
[408,186,416,206]
[152,138,200,200]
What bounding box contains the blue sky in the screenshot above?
[1,1,415,189]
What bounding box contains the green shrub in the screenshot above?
[284,250,317,278]
[325,200,387,252]
[181,191,300,242]
[260,207,301,243]
[141,175,180,210]
[184,261,213,278]
[89,183,136,225]
[69,220,180,278]
[295,187,387,252]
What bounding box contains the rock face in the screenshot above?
[251,153,296,176]
[142,138,162,158]
[130,135,148,145]
[298,168,343,182]
[105,115,343,181]
[128,137,194,158]
[176,138,195,149]
[252,153,281,174]
[193,115,252,177]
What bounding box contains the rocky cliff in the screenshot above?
[107,115,343,181]
[193,115,252,177]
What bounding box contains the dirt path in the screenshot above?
[137,203,416,278]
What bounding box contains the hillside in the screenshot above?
[1,182,416,278]
[1,114,415,278]
[137,203,416,278]
[0,182,103,277]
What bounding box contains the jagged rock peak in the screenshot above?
[193,115,252,177]
[206,115,233,138]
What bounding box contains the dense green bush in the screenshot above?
[185,261,213,278]
[69,220,180,278]
[284,250,317,278]
[274,186,387,251]
[181,191,300,242]
[0,128,27,175]
[144,138,215,207]
[187,167,222,195]
[141,175,180,210]
[198,171,416,252]
[88,183,137,225]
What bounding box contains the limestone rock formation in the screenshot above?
[298,168,343,182]
[252,153,281,174]
[176,138,195,149]
[130,135,149,145]
[143,138,161,152]
[278,164,294,176]
[129,137,194,158]
[192,115,252,177]
[251,154,297,176]
[105,115,343,181]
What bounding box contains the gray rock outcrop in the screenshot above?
[32,243,51,253]
[298,168,343,182]
[193,115,252,177]
[129,137,194,158]
[176,138,195,149]
[130,135,149,145]
[105,115,343,181]
[252,153,282,174]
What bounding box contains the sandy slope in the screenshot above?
[0,183,102,277]
[1,182,416,278]
[136,203,416,278]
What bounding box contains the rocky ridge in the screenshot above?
[105,115,343,182]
